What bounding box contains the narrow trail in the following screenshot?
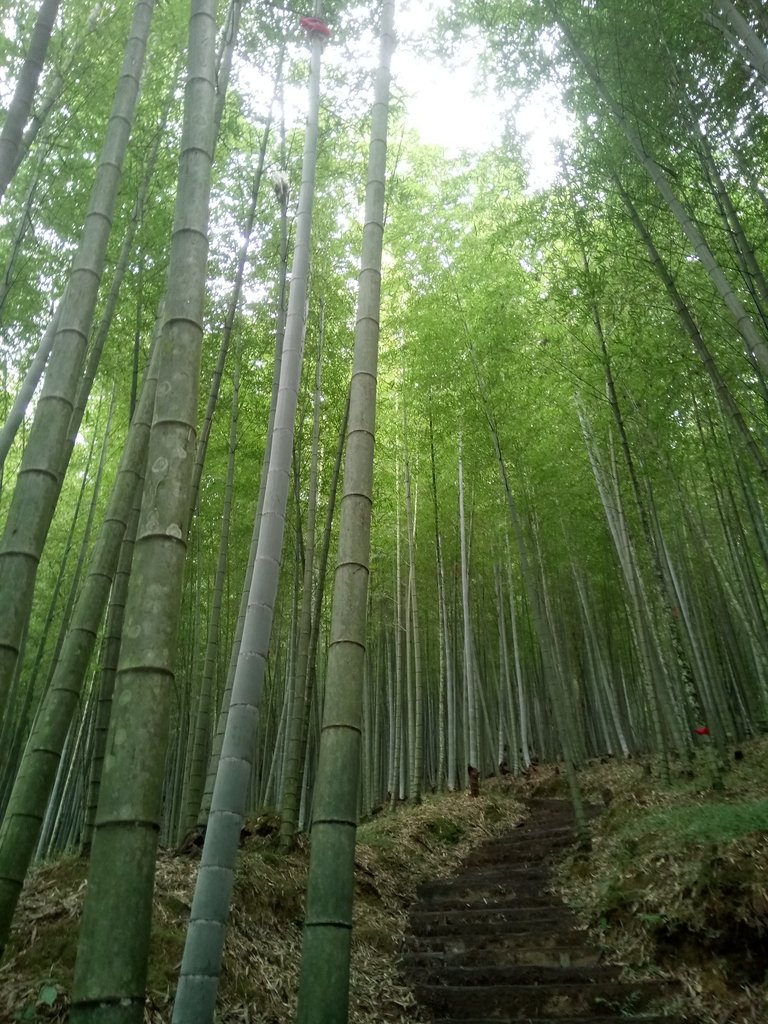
[402,796,689,1024]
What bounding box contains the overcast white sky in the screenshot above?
[392,0,572,189]
[237,1,571,190]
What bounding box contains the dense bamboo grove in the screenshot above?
[0,0,767,1020]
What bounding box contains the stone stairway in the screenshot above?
[402,797,690,1024]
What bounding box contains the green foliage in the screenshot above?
[423,815,465,845]
[618,800,768,848]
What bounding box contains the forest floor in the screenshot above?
[2,739,767,1023]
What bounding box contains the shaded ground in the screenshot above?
[548,743,768,1024]
[0,789,524,1023]
[2,742,768,1023]
[403,796,687,1023]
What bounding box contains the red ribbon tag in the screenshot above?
[300,16,332,38]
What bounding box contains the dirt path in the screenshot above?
[402,796,690,1023]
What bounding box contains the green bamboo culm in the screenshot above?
[279,306,324,853]
[68,0,217,1020]
[0,0,155,711]
[0,0,61,201]
[296,2,395,1020]
[0,333,159,956]
[171,12,327,1023]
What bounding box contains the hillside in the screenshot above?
[2,742,767,1023]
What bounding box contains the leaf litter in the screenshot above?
[541,739,768,1024]
[0,784,524,1023]
[6,744,768,1024]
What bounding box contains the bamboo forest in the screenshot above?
[1,0,768,1022]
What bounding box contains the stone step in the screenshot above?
[411,889,561,912]
[518,813,588,827]
[430,1017,683,1024]
[466,846,572,869]
[471,835,576,847]
[450,868,556,885]
[414,980,676,1019]
[407,919,594,941]
[512,824,580,839]
[406,927,596,953]
[526,798,602,818]
[506,834,579,851]
[401,959,621,986]
[525,795,573,804]
[440,864,553,885]
[476,830,577,850]
[461,849,572,869]
[410,904,571,936]
[403,939,602,967]
[421,868,552,901]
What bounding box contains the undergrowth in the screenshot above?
[0,784,523,1024]
[547,738,768,1024]
[6,743,767,1024]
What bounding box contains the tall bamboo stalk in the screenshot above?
[280,308,324,852]
[0,0,61,201]
[297,5,394,1017]
[172,13,327,1019]
[0,0,156,709]
[69,0,217,1016]
[0,307,160,958]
